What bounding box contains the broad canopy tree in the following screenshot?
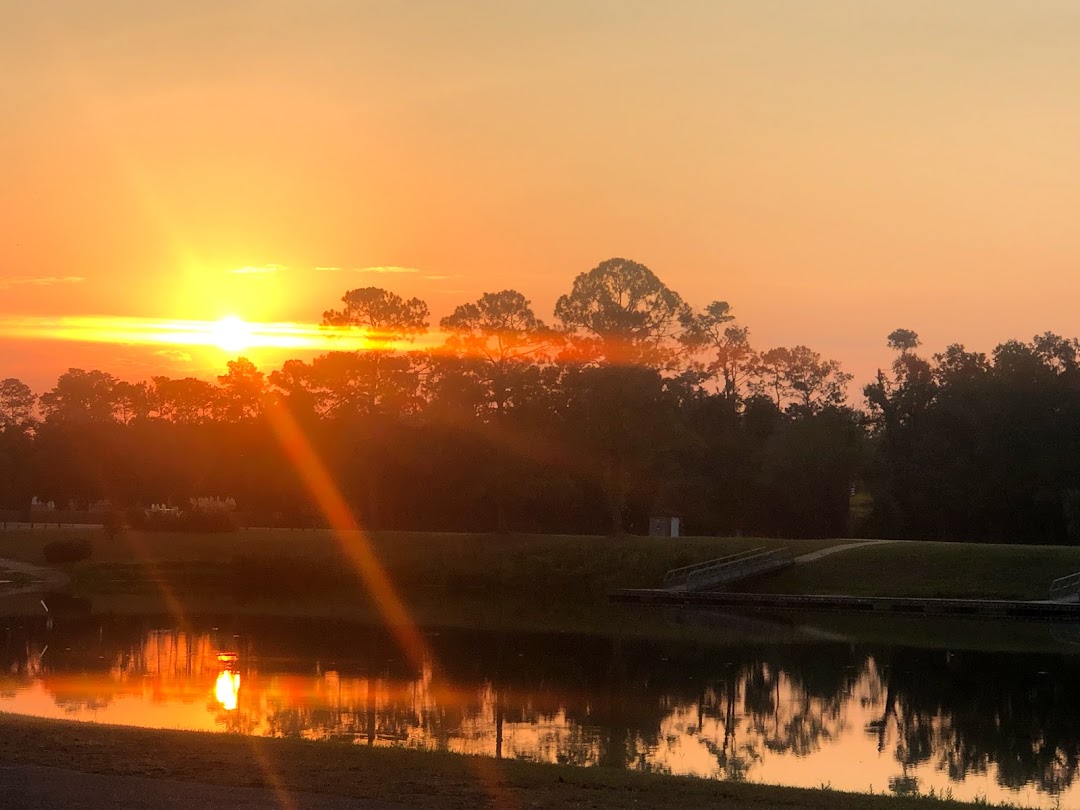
[151,376,219,424]
[307,287,431,416]
[555,258,691,367]
[440,289,557,417]
[322,287,429,347]
[39,369,121,424]
[0,378,36,430]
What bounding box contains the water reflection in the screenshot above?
[214,669,240,712]
[0,617,1077,808]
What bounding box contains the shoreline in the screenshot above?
[0,713,1036,810]
[612,588,1080,619]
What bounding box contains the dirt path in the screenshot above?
[794,539,898,565]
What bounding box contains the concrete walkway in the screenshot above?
[0,558,69,598]
[0,765,402,809]
[793,539,897,565]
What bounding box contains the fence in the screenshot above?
[0,510,105,530]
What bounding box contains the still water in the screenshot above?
[1,613,1078,807]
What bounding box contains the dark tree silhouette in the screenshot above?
[555,258,690,367]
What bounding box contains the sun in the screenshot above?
[209,315,255,353]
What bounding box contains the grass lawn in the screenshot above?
[0,528,840,634]
[0,713,1037,810]
[0,528,838,598]
[744,540,1080,600]
[4,528,1080,628]
[0,527,837,567]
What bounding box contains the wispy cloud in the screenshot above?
[314,266,341,272]
[423,274,462,281]
[0,275,85,289]
[229,264,284,275]
[155,348,193,363]
[352,266,421,275]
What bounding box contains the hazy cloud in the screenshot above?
[423,274,462,281]
[0,275,85,289]
[314,266,341,272]
[352,266,420,275]
[155,348,193,363]
[229,264,284,275]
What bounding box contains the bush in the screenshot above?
[42,539,93,565]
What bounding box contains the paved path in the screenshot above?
[0,765,402,809]
[793,539,897,565]
[0,558,69,599]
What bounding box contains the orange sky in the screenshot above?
[3,1,1080,392]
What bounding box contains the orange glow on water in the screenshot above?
[215,669,241,711]
[0,629,1069,810]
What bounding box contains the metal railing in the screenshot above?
[1049,572,1080,601]
[663,547,793,592]
[663,547,766,585]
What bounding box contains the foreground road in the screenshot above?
[0,765,403,810]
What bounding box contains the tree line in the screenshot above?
[0,257,1077,543]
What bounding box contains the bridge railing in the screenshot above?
[1049,571,1080,601]
[663,547,793,592]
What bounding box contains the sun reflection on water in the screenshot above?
[215,669,241,712]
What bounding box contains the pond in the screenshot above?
[1,611,1078,808]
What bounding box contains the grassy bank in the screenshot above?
[0,528,837,632]
[0,527,835,584]
[744,540,1080,601]
[3,529,1080,640]
[0,713,1035,810]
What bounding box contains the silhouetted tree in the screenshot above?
[555,258,690,367]
[0,377,36,430]
[322,287,429,346]
[440,289,556,418]
[681,302,757,404]
[39,369,119,424]
[216,358,266,421]
[151,376,219,424]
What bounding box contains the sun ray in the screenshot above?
[262,398,429,670]
[263,398,522,807]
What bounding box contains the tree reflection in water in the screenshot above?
[0,616,1077,807]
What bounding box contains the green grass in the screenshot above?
[0,528,841,635]
[0,528,839,601]
[7,529,1080,635]
[0,713,1036,810]
[0,527,836,569]
[743,540,1080,600]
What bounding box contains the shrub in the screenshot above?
[43,539,93,565]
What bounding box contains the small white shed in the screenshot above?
[649,516,681,538]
